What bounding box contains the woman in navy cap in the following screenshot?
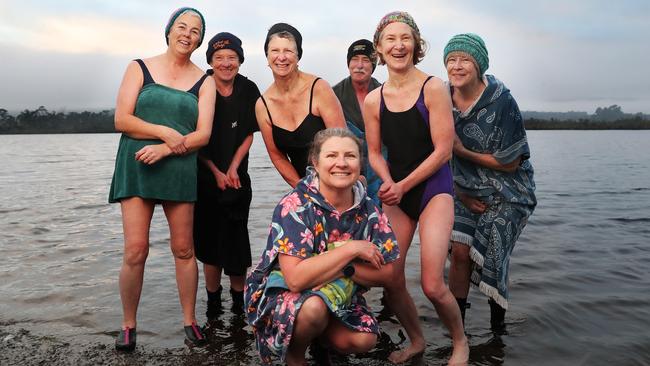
[194,32,260,319]
[109,7,215,351]
[256,23,346,188]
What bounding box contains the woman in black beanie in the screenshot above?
[255,23,346,188]
[194,32,261,319]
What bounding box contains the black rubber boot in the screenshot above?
[488,298,506,333]
[230,288,245,315]
[206,286,223,320]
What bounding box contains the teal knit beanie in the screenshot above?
[165,7,206,47]
[443,33,489,75]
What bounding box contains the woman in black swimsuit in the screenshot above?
[363,11,468,364]
[255,23,346,187]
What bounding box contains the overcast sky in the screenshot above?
[1,0,648,113]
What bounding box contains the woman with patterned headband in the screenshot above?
[363,11,468,364]
[256,22,346,188]
[444,33,536,333]
[109,7,215,351]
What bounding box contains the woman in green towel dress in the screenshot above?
[108,7,216,351]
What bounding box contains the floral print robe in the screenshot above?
[244,169,399,364]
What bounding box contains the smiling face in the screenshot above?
[376,22,416,70]
[210,49,240,84]
[168,12,203,54]
[266,35,299,77]
[348,55,373,84]
[313,136,361,194]
[446,51,480,88]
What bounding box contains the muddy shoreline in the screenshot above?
[0,320,414,366]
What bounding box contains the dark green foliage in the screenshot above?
[0,106,115,134]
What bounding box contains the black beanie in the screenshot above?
[206,32,244,64]
[347,39,377,72]
[264,23,303,60]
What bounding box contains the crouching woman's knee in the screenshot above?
[329,331,377,354]
[296,296,329,331]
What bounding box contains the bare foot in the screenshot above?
[447,335,469,366]
[388,342,425,364]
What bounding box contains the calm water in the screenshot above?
[1,131,649,365]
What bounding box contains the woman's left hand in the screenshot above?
[226,166,241,189]
[378,180,404,206]
[352,240,385,269]
[135,144,171,165]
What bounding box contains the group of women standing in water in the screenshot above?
[109,7,536,366]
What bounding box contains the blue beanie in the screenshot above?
[165,7,206,47]
[443,33,489,75]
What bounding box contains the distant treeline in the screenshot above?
[1,105,649,134]
[0,107,115,134]
[525,118,650,130]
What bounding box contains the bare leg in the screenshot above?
[229,275,246,292]
[325,318,377,354]
[419,195,468,365]
[286,296,330,366]
[449,242,472,299]
[162,201,199,326]
[382,205,426,364]
[204,264,222,292]
[119,197,155,329]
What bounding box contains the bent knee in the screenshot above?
[422,280,448,302]
[171,244,195,260]
[331,332,377,354]
[297,296,329,324]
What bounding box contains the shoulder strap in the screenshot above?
[187,74,209,97]
[259,95,274,125]
[308,77,321,115]
[379,83,386,117]
[420,76,434,94]
[135,59,155,86]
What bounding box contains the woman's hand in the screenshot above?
[135,144,171,165]
[458,191,487,214]
[351,240,385,269]
[378,180,404,206]
[453,134,466,157]
[160,126,188,155]
[213,169,231,191]
[226,166,241,189]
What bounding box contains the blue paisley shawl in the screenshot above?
[451,75,536,308]
[244,168,399,365]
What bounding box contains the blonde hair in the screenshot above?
[308,128,363,165]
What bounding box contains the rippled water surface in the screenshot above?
[1,131,649,365]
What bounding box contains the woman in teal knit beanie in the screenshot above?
[444,33,537,334]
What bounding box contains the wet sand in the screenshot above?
[0,315,434,366]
